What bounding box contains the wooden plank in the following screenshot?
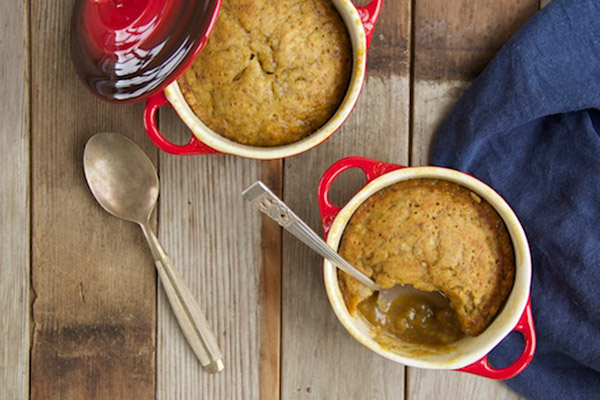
[259,161,283,400]
[281,1,411,398]
[411,0,540,165]
[0,0,30,398]
[408,369,526,400]
[408,0,538,398]
[411,80,471,166]
[30,1,158,398]
[156,110,262,399]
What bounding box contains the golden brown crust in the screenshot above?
[178,0,352,147]
[339,179,515,336]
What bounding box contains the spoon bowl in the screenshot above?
[83,132,158,223]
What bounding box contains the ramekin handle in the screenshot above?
[317,157,405,238]
[355,0,384,49]
[458,299,536,380]
[143,92,220,155]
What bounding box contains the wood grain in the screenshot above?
[408,0,538,398]
[281,1,411,398]
[18,1,553,399]
[259,160,283,400]
[407,369,525,400]
[411,80,471,166]
[30,0,157,398]
[156,110,262,399]
[0,0,30,398]
[410,0,539,165]
[413,0,540,82]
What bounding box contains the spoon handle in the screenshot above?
[243,181,380,291]
[141,223,224,373]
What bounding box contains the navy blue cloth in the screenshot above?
[430,0,600,399]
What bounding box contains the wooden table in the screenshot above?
[2,0,549,398]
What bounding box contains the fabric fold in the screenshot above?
[431,0,600,398]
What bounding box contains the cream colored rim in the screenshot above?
[164,0,368,160]
[323,167,532,370]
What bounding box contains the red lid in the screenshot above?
[70,0,221,103]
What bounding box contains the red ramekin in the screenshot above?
[318,157,536,380]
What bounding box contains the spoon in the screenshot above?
[242,181,441,306]
[83,132,224,373]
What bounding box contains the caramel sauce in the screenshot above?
[357,291,464,347]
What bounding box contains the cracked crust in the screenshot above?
[178,0,352,147]
[338,179,515,336]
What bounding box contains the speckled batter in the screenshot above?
[339,179,515,336]
[179,0,352,147]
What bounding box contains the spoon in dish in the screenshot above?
[83,132,224,373]
[242,181,442,307]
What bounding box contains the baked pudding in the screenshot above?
[338,178,515,345]
[178,0,352,147]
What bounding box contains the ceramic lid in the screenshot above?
[70,0,221,103]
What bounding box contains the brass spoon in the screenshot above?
[83,132,224,373]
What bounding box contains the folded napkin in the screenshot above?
[430,0,600,398]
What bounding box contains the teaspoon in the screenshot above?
[83,132,224,373]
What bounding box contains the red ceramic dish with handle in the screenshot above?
[317,157,536,379]
[143,0,384,159]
